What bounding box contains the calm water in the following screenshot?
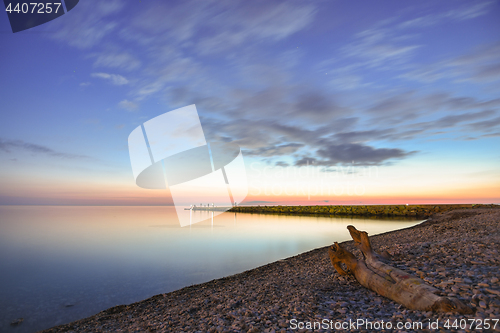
[0,206,420,332]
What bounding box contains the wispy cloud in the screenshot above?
[44,0,499,169]
[195,1,316,54]
[49,0,124,49]
[118,99,139,111]
[367,91,500,121]
[91,72,129,85]
[401,41,500,84]
[91,50,141,71]
[342,27,421,69]
[445,1,493,21]
[433,110,496,128]
[467,115,500,131]
[101,0,318,101]
[320,1,497,91]
[129,0,316,54]
[0,139,90,159]
[398,1,494,29]
[244,143,304,157]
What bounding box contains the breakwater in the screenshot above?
[193,204,498,217]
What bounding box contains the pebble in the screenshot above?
[485,288,500,296]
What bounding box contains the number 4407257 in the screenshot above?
[5,2,62,14]
[444,318,498,330]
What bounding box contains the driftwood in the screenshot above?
[328,225,473,314]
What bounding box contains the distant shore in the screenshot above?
[42,207,500,332]
[194,203,498,218]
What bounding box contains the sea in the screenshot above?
[0,206,421,332]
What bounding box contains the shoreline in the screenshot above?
[42,208,500,332]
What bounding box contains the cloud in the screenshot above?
[481,132,500,138]
[49,0,124,49]
[130,0,206,40]
[398,1,494,29]
[366,91,423,123]
[321,2,496,89]
[445,1,493,21]
[92,51,141,71]
[131,55,208,100]
[227,85,352,126]
[329,74,365,90]
[331,129,394,144]
[398,16,440,29]
[0,139,90,159]
[204,119,328,150]
[366,92,500,126]
[49,1,317,110]
[342,27,421,69]
[202,113,416,166]
[118,99,139,111]
[275,161,289,167]
[313,142,415,166]
[401,41,500,84]
[196,84,498,166]
[399,110,498,136]
[44,0,497,170]
[129,0,316,56]
[450,42,500,83]
[160,44,496,165]
[196,1,316,54]
[451,42,500,67]
[467,115,500,131]
[398,64,451,83]
[91,72,129,85]
[471,62,500,82]
[433,110,496,128]
[244,143,304,157]
[292,92,347,120]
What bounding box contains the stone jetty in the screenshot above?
[194,203,497,218]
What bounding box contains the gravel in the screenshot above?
[41,208,500,332]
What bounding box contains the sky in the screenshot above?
[0,0,499,206]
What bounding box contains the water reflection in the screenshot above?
[0,206,420,332]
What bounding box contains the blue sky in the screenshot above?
[0,0,499,205]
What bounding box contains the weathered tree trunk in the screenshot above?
[328,225,473,314]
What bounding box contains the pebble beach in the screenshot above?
[41,208,500,333]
